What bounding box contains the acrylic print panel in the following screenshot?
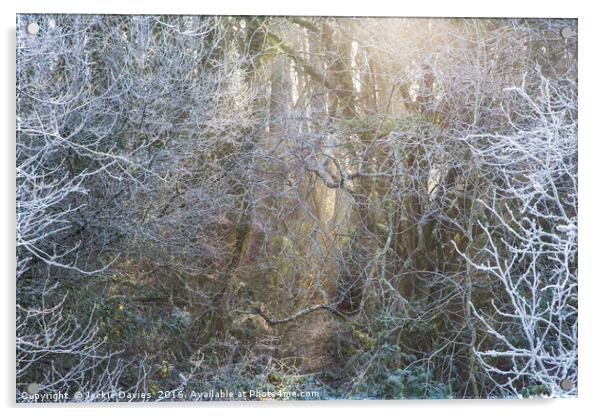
[16,14,578,402]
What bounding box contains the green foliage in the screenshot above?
[519,383,549,397]
[349,345,451,399]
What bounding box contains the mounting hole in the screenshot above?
[26,382,40,395]
[559,378,574,391]
[560,27,574,39]
[26,22,39,35]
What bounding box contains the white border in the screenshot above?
[2,1,600,416]
[7,0,581,18]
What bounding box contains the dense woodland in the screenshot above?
[16,15,577,400]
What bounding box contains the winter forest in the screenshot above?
[16,15,577,401]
